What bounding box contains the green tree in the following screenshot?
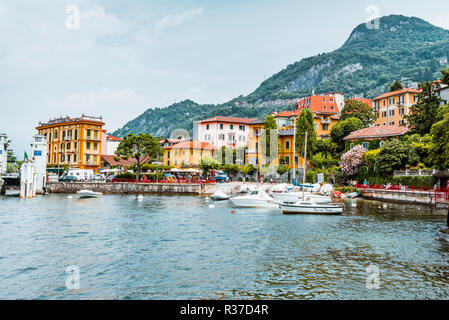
[240,164,255,182]
[340,100,376,127]
[276,165,289,177]
[375,139,409,174]
[441,68,449,85]
[315,139,338,156]
[115,133,162,181]
[330,117,364,151]
[430,107,449,169]
[263,115,277,157]
[405,81,443,135]
[390,80,404,91]
[199,158,221,177]
[295,109,317,159]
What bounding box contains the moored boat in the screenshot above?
[210,190,230,201]
[271,192,332,204]
[281,201,344,215]
[77,190,103,199]
[230,189,279,208]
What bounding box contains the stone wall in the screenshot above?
[47,182,207,195]
[360,189,438,206]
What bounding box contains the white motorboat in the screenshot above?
[210,190,230,201]
[281,200,344,215]
[230,189,279,208]
[77,190,103,199]
[271,192,332,204]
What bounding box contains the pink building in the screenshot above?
[101,130,121,155]
[193,116,256,149]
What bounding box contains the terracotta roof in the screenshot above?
[197,116,256,124]
[274,111,295,118]
[163,140,217,150]
[101,155,150,167]
[106,135,121,141]
[344,125,409,141]
[348,98,373,108]
[294,95,340,114]
[373,88,421,101]
[159,138,184,144]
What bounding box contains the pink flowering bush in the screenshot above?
[339,145,367,176]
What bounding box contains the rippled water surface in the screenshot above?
[1,193,449,299]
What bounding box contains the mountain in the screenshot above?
[113,15,449,138]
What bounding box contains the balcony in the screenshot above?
[321,119,331,124]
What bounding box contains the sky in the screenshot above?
[1,0,449,156]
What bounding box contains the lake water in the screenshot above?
[1,193,448,300]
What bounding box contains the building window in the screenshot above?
[314,123,318,130]
[285,156,290,164]
[399,119,404,125]
[220,124,223,130]
[86,154,90,163]
[167,151,170,159]
[380,141,385,148]
[390,122,395,125]
[219,134,225,140]
[323,106,327,111]
[295,156,299,165]
[322,124,329,131]
[350,143,354,149]
[206,124,209,130]
[382,111,387,118]
[74,155,77,162]
[87,142,91,150]
[230,124,234,130]
[55,130,58,139]
[87,129,91,138]
[74,130,77,140]
[362,142,369,150]
[285,140,290,150]
[389,110,395,116]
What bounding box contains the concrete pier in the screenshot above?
[47,182,209,195]
[359,188,447,208]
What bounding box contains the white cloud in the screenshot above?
[431,13,449,30]
[80,4,129,36]
[154,7,204,34]
[62,89,149,132]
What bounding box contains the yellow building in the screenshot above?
[246,120,304,171]
[36,115,104,171]
[163,140,216,168]
[373,88,421,126]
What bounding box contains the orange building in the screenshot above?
[36,115,105,171]
[293,93,342,139]
[373,88,421,126]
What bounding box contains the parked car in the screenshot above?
[214,172,229,183]
[92,174,105,182]
[58,175,77,182]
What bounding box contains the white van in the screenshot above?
[64,169,94,181]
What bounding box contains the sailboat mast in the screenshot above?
[302,131,307,201]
